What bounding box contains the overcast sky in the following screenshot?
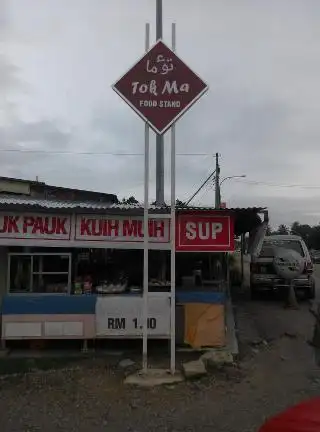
[1,0,320,227]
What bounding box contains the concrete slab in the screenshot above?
[201,349,234,367]
[176,347,213,353]
[4,349,124,359]
[182,360,207,379]
[124,368,184,387]
[118,358,135,369]
[6,350,85,359]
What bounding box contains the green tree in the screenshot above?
[309,225,320,250]
[290,221,313,247]
[275,224,290,235]
[151,199,186,206]
[175,199,187,207]
[266,224,273,236]
[121,196,139,204]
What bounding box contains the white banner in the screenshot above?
[0,212,71,240]
[95,294,170,337]
[0,212,170,245]
[75,214,170,243]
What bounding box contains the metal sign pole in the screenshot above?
[142,22,150,373]
[170,22,176,375]
[156,0,164,204]
[112,9,208,375]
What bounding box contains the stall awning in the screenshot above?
[0,195,265,236]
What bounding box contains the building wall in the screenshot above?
[0,177,117,203]
[0,179,30,195]
[30,184,118,203]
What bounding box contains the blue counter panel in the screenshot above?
[176,291,225,304]
[1,295,96,315]
[1,292,225,316]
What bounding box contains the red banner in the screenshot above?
[176,212,234,252]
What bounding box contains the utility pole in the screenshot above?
[214,153,220,208]
[155,0,164,204]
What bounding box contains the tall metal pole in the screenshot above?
[170,22,176,375]
[156,0,163,39]
[214,153,220,209]
[142,23,150,373]
[156,0,164,204]
[240,234,244,285]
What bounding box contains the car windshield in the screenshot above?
[260,239,304,258]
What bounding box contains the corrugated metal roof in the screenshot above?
[0,195,264,213]
[176,205,265,212]
[0,195,134,210]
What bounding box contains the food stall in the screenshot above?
[0,195,267,349]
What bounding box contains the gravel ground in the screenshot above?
[0,296,319,432]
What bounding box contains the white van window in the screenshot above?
[260,240,304,258]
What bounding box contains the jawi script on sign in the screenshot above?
[176,213,235,252]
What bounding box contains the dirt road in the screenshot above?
[0,296,319,432]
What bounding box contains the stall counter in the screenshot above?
[1,295,96,340]
[1,292,171,340]
[1,290,227,347]
[176,291,226,348]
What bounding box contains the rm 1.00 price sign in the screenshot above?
[132,317,157,330]
[95,294,170,338]
[106,317,157,331]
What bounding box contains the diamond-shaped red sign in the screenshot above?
[112,40,208,135]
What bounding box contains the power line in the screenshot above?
[187,179,320,204]
[237,179,320,190]
[0,148,210,156]
[193,181,215,206]
[185,169,216,205]
[2,146,320,190]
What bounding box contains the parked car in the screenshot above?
[250,234,315,299]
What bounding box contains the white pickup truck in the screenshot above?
[250,234,315,299]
